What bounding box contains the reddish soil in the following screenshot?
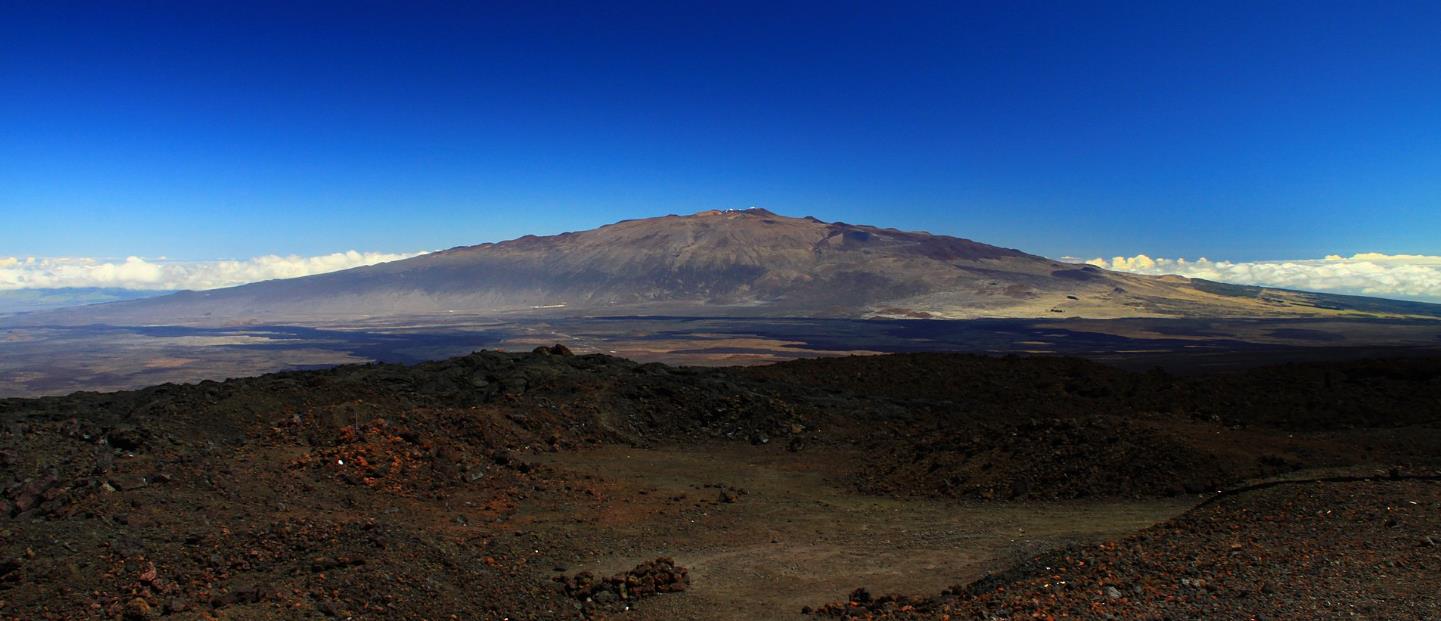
[1,349,1438,619]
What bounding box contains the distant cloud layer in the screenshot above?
[1075,252,1441,302]
[0,251,427,291]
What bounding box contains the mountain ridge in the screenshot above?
[9,209,1441,326]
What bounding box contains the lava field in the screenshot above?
[2,348,1439,619]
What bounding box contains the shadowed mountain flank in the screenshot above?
[15,209,1441,326]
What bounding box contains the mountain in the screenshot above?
[12,209,1441,325]
[0,288,166,314]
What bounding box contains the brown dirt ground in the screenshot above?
[527,445,1194,620]
[2,350,1439,619]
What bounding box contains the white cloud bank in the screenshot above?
[0,251,428,291]
[1072,252,1441,302]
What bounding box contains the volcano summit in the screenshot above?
[20,209,1441,326]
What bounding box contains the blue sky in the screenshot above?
[3,1,1440,264]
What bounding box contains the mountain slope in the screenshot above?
[14,209,1441,325]
[0,288,166,314]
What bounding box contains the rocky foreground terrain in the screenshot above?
[2,348,1439,619]
[808,476,1441,620]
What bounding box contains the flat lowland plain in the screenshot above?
[3,315,1440,397]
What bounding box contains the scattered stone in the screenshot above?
[0,558,20,581]
[555,557,689,608]
[107,475,148,492]
[94,449,115,474]
[121,597,152,620]
[317,599,343,617]
[532,344,574,356]
[106,426,146,451]
[138,561,157,584]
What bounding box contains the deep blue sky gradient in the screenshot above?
[3,1,1439,260]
